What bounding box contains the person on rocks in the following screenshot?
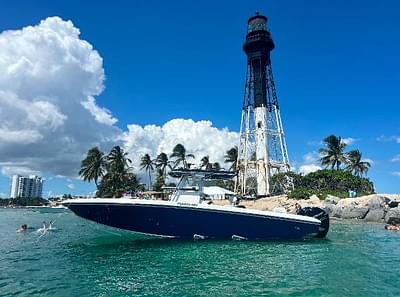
[294,203,302,214]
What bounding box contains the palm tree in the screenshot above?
[200,155,212,170]
[140,153,154,190]
[345,149,371,176]
[155,152,172,178]
[224,146,238,170]
[212,162,221,170]
[319,135,347,170]
[107,146,132,173]
[170,144,195,169]
[79,147,106,188]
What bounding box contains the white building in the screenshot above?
[203,186,235,200]
[10,175,44,198]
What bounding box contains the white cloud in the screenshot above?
[67,183,75,189]
[122,119,239,171]
[362,158,374,165]
[391,155,400,162]
[392,172,400,177]
[342,137,358,145]
[0,16,121,177]
[82,96,117,125]
[377,135,400,143]
[302,151,320,164]
[0,163,40,176]
[299,164,322,175]
[298,151,322,175]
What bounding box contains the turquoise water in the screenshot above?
[0,209,399,297]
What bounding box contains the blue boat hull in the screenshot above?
[66,202,322,240]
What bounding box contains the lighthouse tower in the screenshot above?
[237,13,290,197]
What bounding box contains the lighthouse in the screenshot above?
[237,12,290,197]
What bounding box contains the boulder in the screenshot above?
[367,196,384,209]
[322,203,335,215]
[384,207,400,224]
[364,209,385,222]
[331,205,369,219]
[324,195,340,205]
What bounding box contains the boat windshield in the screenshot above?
[169,169,236,203]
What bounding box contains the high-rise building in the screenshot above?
[10,175,44,198]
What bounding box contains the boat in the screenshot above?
[62,169,329,240]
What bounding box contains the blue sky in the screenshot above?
[0,0,399,196]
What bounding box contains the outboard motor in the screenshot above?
[297,207,330,238]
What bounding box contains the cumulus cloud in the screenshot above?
[0,16,120,177]
[122,119,239,171]
[299,151,322,175]
[82,96,118,125]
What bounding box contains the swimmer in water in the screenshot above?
[17,224,28,233]
[384,224,400,231]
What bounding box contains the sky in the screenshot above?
[0,0,399,197]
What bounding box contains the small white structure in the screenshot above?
[203,186,234,200]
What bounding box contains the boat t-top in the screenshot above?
[63,169,329,240]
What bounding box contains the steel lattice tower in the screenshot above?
[237,12,290,197]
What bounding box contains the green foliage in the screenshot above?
[155,152,172,177]
[345,149,371,176]
[319,135,347,170]
[140,153,154,190]
[302,169,374,195]
[271,171,302,194]
[319,134,371,176]
[0,197,49,206]
[224,146,238,170]
[279,169,374,199]
[170,144,195,169]
[80,146,143,198]
[78,147,106,188]
[153,169,165,192]
[288,188,348,200]
[97,172,143,198]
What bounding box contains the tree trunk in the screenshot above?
[148,170,152,190]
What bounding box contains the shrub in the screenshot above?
[275,169,374,199]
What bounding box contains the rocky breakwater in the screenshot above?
[323,194,400,223]
[213,194,400,223]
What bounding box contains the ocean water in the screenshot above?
[0,209,399,297]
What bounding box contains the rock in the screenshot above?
[384,207,400,224]
[367,196,384,209]
[325,195,340,205]
[364,209,385,222]
[322,203,335,215]
[331,205,369,219]
[308,195,321,204]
